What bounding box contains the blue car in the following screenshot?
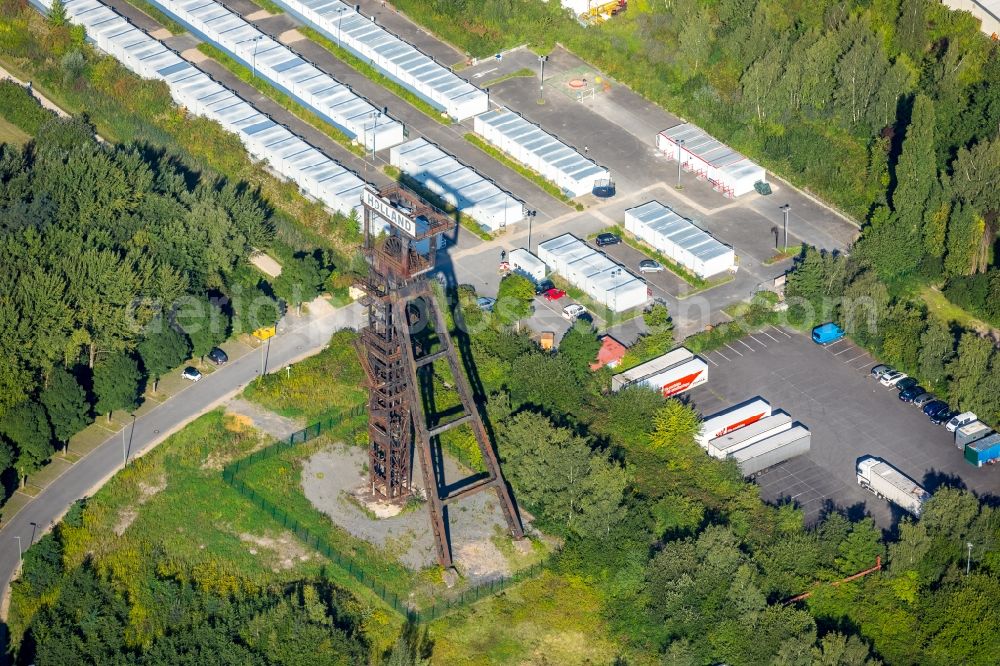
[923,400,950,418]
[812,322,845,345]
[899,385,925,402]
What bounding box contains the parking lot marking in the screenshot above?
[832,345,854,356]
[713,349,731,362]
[749,334,768,347]
[724,342,744,356]
[761,330,780,343]
[844,353,868,366]
[737,339,755,352]
[704,355,719,366]
[769,325,792,338]
[825,339,847,351]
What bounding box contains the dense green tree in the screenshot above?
[507,353,583,416]
[272,252,331,314]
[47,0,67,26]
[382,620,432,666]
[888,94,938,273]
[494,273,534,325]
[1,400,54,478]
[649,401,702,450]
[232,287,282,334]
[918,318,955,390]
[946,333,994,412]
[175,294,229,360]
[93,352,143,421]
[40,366,90,446]
[811,632,880,666]
[558,319,601,376]
[138,317,191,392]
[943,203,987,277]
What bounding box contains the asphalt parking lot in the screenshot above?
[685,329,1000,529]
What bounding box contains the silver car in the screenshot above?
[912,393,935,409]
[639,259,665,273]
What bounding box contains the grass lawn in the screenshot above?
[428,571,620,665]
[242,329,367,421]
[0,116,31,145]
[921,286,1000,338]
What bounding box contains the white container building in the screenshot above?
[537,234,648,312]
[624,201,736,278]
[474,108,610,197]
[611,347,707,397]
[656,123,766,198]
[508,248,547,283]
[389,138,524,232]
[267,0,486,120]
[47,0,367,218]
[696,398,772,449]
[707,412,793,460]
[145,0,403,150]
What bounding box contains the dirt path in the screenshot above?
[224,398,305,440]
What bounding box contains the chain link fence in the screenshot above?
[221,405,550,622]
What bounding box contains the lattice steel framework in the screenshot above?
[356,186,523,568]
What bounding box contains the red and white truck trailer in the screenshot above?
[707,412,793,460]
[696,398,772,449]
[611,347,707,398]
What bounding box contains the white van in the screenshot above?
[946,411,977,433]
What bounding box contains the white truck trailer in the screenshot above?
[696,398,772,448]
[856,456,930,517]
[731,425,811,477]
[611,348,708,398]
[707,412,792,460]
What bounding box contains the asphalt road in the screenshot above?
[0,302,364,614]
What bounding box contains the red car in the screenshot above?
[543,288,566,301]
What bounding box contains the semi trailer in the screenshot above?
[611,348,707,398]
[732,425,811,477]
[696,398,772,448]
[707,412,792,460]
[856,456,929,516]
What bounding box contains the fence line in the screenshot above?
[221,404,549,622]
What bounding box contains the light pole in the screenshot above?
[369,108,383,160]
[675,138,685,189]
[967,541,974,575]
[526,210,536,253]
[537,54,548,103]
[780,203,791,250]
[251,35,264,79]
[336,6,347,48]
[611,267,622,314]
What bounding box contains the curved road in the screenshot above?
[0,302,363,615]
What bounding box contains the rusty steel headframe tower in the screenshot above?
[356,185,523,569]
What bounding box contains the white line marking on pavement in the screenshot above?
[770,325,792,338]
[724,342,744,356]
[844,353,868,365]
[738,339,755,351]
[761,330,780,343]
[833,346,853,356]
[713,349,731,362]
[749,334,767,346]
[704,355,719,366]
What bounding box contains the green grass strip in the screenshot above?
[253,0,285,14]
[129,0,186,34]
[480,67,534,88]
[464,133,581,210]
[196,43,366,158]
[297,26,451,126]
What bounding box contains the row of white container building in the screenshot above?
[656,123,766,198]
[389,138,524,233]
[41,0,367,217]
[269,0,486,120]
[624,201,736,278]
[537,234,647,312]
[146,0,404,150]
[474,108,610,198]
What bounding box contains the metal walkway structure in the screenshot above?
[356,184,523,568]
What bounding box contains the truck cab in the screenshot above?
[812,322,845,345]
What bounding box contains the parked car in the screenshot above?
[811,322,845,344]
[931,409,958,426]
[181,367,202,382]
[534,279,555,295]
[639,259,665,273]
[595,233,621,247]
[899,385,925,402]
[476,297,496,312]
[923,400,950,418]
[543,287,566,301]
[946,411,978,432]
[913,393,935,409]
[895,377,919,392]
[562,303,587,320]
[207,347,228,365]
[870,364,891,379]
[880,371,907,387]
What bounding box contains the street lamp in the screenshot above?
[336,6,347,48]
[967,541,974,575]
[526,210,536,253]
[369,108,383,160]
[780,204,791,251]
[537,55,548,103]
[251,35,265,79]
[611,267,622,314]
[675,138,685,189]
